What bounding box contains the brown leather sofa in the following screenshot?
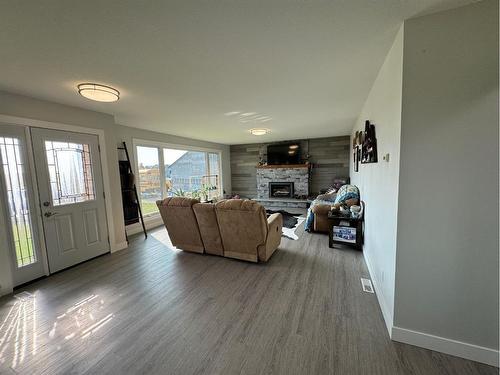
[311,204,332,233]
[193,202,224,256]
[215,199,282,262]
[156,198,283,262]
[156,197,204,253]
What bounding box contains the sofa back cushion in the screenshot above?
[156,197,204,253]
[193,203,224,256]
[215,199,267,262]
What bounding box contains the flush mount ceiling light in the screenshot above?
[77,83,120,102]
[249,128,270,136]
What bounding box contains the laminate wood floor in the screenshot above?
[0,225,496,375]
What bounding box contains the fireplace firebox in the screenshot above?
[269,182,294,198]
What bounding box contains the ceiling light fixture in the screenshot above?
[249,128,270,136]
[289,144,299,150]
[77,83,120,102]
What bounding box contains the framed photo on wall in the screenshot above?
[361,120,378,164]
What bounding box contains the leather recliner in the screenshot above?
[156,198,282,262]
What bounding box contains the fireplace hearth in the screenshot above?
[269,182,294,198]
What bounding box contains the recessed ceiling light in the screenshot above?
[78,83,119,102]
[249,128,270,136]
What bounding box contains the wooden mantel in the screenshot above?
[255,164,310,169]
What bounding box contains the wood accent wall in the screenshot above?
[230,136,350,198]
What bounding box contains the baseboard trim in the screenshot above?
[392,326,499,367]
[111,241,128,253]
[362,252,393,335]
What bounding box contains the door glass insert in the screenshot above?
[45,141,95,206]
[0,137,37,267]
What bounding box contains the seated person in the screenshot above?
[305,184,360,232]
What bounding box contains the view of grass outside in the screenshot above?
[141,201,158,215]
[13,222,35,267]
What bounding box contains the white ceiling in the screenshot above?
[0,0,474,144]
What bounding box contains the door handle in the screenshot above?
[44,211,59,218]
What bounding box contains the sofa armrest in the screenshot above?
[311,204,332,215]
[259,213,283,262]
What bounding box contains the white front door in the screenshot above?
[0,124,46,286]
[31,128,109,273]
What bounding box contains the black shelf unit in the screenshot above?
[118,142,147,240]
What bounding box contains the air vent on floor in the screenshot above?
[361,278,374,293]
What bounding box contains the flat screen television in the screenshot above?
[267,143,301,165]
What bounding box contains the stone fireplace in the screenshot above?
[269,182,294,198]
[256,165,309,200]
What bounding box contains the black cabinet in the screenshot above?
[327,212,363,250]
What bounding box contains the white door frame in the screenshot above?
[0,115,121,275]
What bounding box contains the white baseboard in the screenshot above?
[392,326,499,367]
[0,286,13,297]
[362,252,393,335]
[110,241,128,253]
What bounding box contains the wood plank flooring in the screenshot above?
[0,225,496,375]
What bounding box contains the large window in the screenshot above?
[135,142,222,216]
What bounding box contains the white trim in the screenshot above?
[0,114,118,252]
[24,127,50,277]
[133,138,222,153]
[363,251,394,335]
[110,241,128,253]
[392,326,499,367]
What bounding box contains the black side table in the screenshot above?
[327,211,363,250]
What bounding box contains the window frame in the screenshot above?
[132,139,224,217]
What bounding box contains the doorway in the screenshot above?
[0,124,110,286]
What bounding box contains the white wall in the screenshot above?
[0,90,231,296]
[393,0,499,365]
[350,25,404,333]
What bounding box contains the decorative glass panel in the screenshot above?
[44,141,95,206]
[0,137,37,267]
[136,146,161,215]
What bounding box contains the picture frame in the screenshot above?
[332,226,357,244]
[361,120,378,164]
